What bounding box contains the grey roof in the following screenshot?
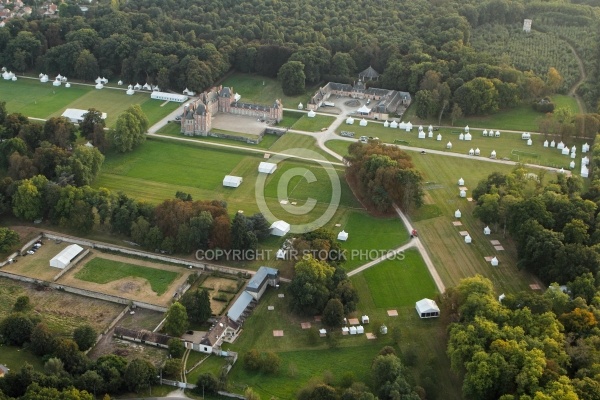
[220,87,231,98]
[231,101,271,112]
[227,291,254,322]
[359,66,380,79]
[247,266,279,292]
[195,103,206,115]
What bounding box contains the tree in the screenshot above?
[167,338,186,358]
[243,349,262,371]
[21,383,93,400]
[162,358,182,379]
[124,359,156,393]
[194,373,219,395]
[30,322,57,356]
[261,352,281,374]
[0,227,19,252]
[108,105,148,152]
[567,273,596,304]
[73,324,97,351]
[60,145,105,186]
[0,313,34,346]
[278,61,306,96]
[288,256,335,315]
[44,358,65,375]
[322,298,345,327]
[12,179,44,221]
[79,109,106,140]
[74,50,99,82]
[164,302,188,336]
[546,67,564,94]
[231,212,257,251]
[453,77,499,116]
[244,387,261,400]
[180,289,212,324]
[43,117,77,149]
[76,370,104,397]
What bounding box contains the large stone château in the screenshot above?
[181,85,283,136]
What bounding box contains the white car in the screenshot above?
[359,136,368,143]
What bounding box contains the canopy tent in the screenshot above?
[40,74,49,82]
[464,125,470,133]
[319,329,327,337]
[437,134,442,141]
[383,120,389,127]
[583,143,590,153]
[405,122,412,131]
[337,230,348,241]
[418,131,425,139]
[151,92,188,102]
[459,133,464,140]
[475,148,480,156]
[468,148,474,156]
[557,141,565,150]
[357,105,370,114]
[495,131,500,137]
[550,140,556,147]
[258,162,277,174]
[458,178,464,186]
[415,298,440,318]
[349,326,357,335]
[95,83,103,89]
[359,118,368,126]
[522,132,531,140]
[491,150,497,159]
[307,110,316,118]
[447,142,452,149]
[346,117,354,124]
[223,175,243,188]
[483,129,488,137]
[61,109,107,124]
[428,125,433,132]
[126,88,134,95]
[465,234,472,243]
[491,257,499,267]
[527,139,532,146]
[460,189,467,197]
[455,209,462,218]
[50,244,84,269]
[582,165,589,178]
[398,122,406,129]
[418,125,424,132]
[544,140,549,147]
[361,315,369,324]
[356,326,364,334]
[465,133,472,141]
[570,161,576,169]
[390,121,398,128]
[583,156,590,165]
[297,102,303,110]
[270,220,290,236]
[562,147,570,155]
[484,226,491,235]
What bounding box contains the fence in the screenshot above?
[160,380,247,399]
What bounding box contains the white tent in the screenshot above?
[465,234,472,243]
[40,74,49,83]
[342,326,349,335]
[346,117,354,125]
[134,83,142,90]
[428,130,433,138]
[455,209,462,218]
[50,244,84,269]
[319,328,327,337]
[572,145,577,153]
[84,141,94,148]
[61,109,107,123]
[437,134,442,141]
[65,82,71,88]
[183,88,196,96]
[559,168,565,174]
[390,121,398,128]
[583,143,590,153]
[527,139,532,146]
[583,156,590,166]
[361,315,369,324]
[460,189,467,197]
[95,83,103,89]
[428,125,433,132]
[465,133,472,141]
[458,177,464,186]
[557,141,565,150]
[127,84,133,90]
[126,88,134,95]
[475,148,480,156]
[356,325,364,334]
[415,298,440,318]
[499,293,506,302]
[562,147,569,155]
[349,326,357,335]
[151,92,188,102]
[571,151,576,159]
[117,80,123,85]
[11,76,17,81]
[143,83,151,90]
[447,142,452,149]
[484,226,491,235]
[398,122,406,129]
[491,150,497,159]
[418,125,424,132]
[550,140,556,148]
[298,102,303,110]
[152,85,160,92]
[570,161,576,169]
[383,120,389,127]
[495,131,500,137]
[543,140,548,147]
[276,249,287,260]
[464,125,470,133]
[53,79,61,87]
[270,220,290,236]
[95,77,102,84]
[522,132,531,140]
[459,133,464,140]
[359,118,367,126]
[491,257,499,266]
[405,122,413,131]
[258,162,277,174]
[468,148,474,156]
[582,165,589,178]
[223,175,243,188]
[357,105,370,114]
[337,230,348,241]
[307,110,316,118]
[483,129,488,137]
[418,131,425,139]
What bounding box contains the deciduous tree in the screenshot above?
[164,302,188,336]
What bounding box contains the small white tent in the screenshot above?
[428,129,433,138]
[459,133,464,140]
[405,122,413,131]
[465,133,472,141]
[418,125,423,132]
[298,102,303,110]
[491,150,497,159]
[522,132,531,140]
[491,257,499,267]
[356,326,365,334]
[583,156,590,166]
[437,134,442,141]
[550,140,556,148]
[258,162,277,174]
[390,121,398,128]
[126,88,134,95]
[527,139,532,146]
[464,125,470,133]
[543,140,548,147]
[562,147,569,155]
[40,74,49,83]
[570,161,576,169]
[383,120,389,127]
[398,122,406,130]
[223,175,243,188]
[458,177,464,186]
[337,230,348,241]
[583,143,590,153]
[571,151,576,159]
[447,142,452,149]
[455,209,462,218]
[359,118,368,126]
[460,189,467,197]
[475,148,480,156]
[465,234,472,244]
[483,129,488,137]
[484,226,491,235]
[361,315,369,324]
[572,145,577,153]
[468,148,474,156]
[495,131,500,137]
[307,110,316,118]
[64,82,71,88]
[95,83,103,89]
[270,220,290,236]
[349,326,357,335]
[346,117,354,125]
[428,125,433,132]
[557,141,565,150]
[415,298,440,318]
[418,130,425,139]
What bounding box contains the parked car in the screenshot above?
[359,136,368,143]
[26,250,34,255]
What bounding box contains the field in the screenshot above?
[0,77,179,126]
[290,114,336,132]
[0,345,45,372]
[0,276,124,336]
[334,123,588,171]
[74,257,180,296]
[186,354,229,385]
[278,110,305,127]
[220,72,318,108]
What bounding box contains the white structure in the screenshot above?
[349,326,357,335]
[380,325,388,335]
[418,125,423,132]
[465,133,472,141]
[571,151,576,159]
[383,120,389,128]
[53,79,61,87]
[61,109,107,124]
[483,129,488,137]
[559,168,565,174]
[307,110,316,118]
[11,76,16,81]
[484,226,491,235]
[117,80,123,85]
[455,209,462,218]
[468,148,474,156]
[475,148,480,156]
[356,326,365,334]
[134,83,142,90]
[337,230,348,241]
[361,315,369,324]
[2,71,14,80]
[415,298,440,319]
[428,130,433,138]
[359,118,368,126]
[40,74,49,83]
[495,131,500,137]
[183,88,196,96]
[342,326,350,335]
[405,121,413,132]
[222,175,243,188]
[550,140,556,148]
[491,150,497,159]
[522,132,531,140]
[582,166,589,178]
[458,177,464,186]
[527,139,532,146]
[50,244,84,269]
[583,156,590,166]
[562,147,570,156]
[150,92,188,102]
[398,122,406,130]
[390,121,398,128]
[65,82,71,88]
[459,133,464,140]
[460,189,467,197]
[418,130,425,139]
[142,83,152,90]
[543,140,548,148]
[437,133,442,141]
[523,19,532,33]
[319,328,327,337]
[258,162,277,174]
[95,83,103,89]
[270,220,290,236]
[464,125,470,133]
[557,141,565,150]
[499,293,506,302]
[583,143,590,153]
[465,234,472,244]
[491,257,499,267]
[346,117,354,125]
[428,125,433,132]
[126,88,134,95]
[298,102,303,110]
[447,142,452,149]
[570,161,576,169]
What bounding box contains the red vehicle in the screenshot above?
[411,229,418,238]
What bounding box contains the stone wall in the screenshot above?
[19,234,42,256]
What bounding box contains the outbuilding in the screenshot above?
[258,162,277,174]
[223,175,243,188]
[270,220,290,236]
[415,298,440,318]
[50,244,84,269]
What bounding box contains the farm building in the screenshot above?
[222,175,243,188]
[258,162,277,174]
[270,220,290,236]
[247,267,280,300]
[227,291,255,323]
[50,244,84,269]
[61,109,107,124]
[415,298,440,318]
[150,92,188,102]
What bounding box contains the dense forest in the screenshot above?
[0,0,599,115]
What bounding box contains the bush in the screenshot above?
[13,295,31,312]
[533,98,555,113]
[163,358,182,378]
[73,324,97,351]
[261,351,281,374]
[243,349,262,371]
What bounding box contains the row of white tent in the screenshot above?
[482,130,501,137]
[346,117,368,126]
[2,71,17,81]
[223,162,278,188]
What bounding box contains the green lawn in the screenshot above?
[290,114,336,132]
[277,110,305,127]
[0,77,179,127]
[220,72,318,109]
[267,132,340,163]
[74,258,180,295]
[186,354,229,385]
[0,345,44,372]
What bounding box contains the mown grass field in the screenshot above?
[75,258,180,296]
[186,354,229,385]
[334,122,588,171]
[1,345,44,372]
[277,110,304,127]
[0,77,179,126]
[290,114,336,132]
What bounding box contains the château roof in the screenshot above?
[359,66,379,80]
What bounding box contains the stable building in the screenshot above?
[50,244,83,269]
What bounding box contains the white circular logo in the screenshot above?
[255,148,341,234]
